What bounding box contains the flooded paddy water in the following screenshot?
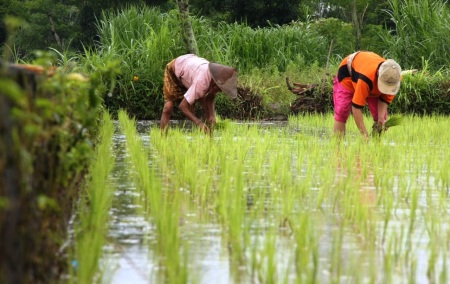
[96,114,450,284]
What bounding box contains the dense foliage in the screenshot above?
[1,0,449,120]
[380,0,450,70]
[190,0,302,27]
[0,0,407,53]
[0,49,119,283]
[82,3,449,120]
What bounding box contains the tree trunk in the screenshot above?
[351,0,368,51]
[0,85,23,284]
[48,13,62,49]
[351,0,361,50]
[176,0,199,55]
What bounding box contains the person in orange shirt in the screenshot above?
[333,51,401,138]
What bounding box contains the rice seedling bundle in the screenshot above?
[371,114,404,137]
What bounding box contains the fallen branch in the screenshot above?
[286,77,318,95]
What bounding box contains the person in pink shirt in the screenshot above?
[160,54,238,133]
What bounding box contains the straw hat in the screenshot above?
[208,63,238,98]
[378,59,401,95]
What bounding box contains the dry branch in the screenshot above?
[286,77,318,95]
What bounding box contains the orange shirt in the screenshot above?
[337,51,395,108]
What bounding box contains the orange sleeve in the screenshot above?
[379,94,395,104]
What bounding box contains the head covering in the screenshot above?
[378,59,401,95]
[208,63,238,98]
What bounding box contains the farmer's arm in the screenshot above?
[377,100,389,125]
[179,98,209,132]
[352,81,370,138]
[200,93,217,127]
[352,106,369,138]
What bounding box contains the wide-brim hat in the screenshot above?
[378,59,401,95]
[208,63,238,98]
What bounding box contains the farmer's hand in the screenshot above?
[198,122,211,134]
[372,121,383,134]
[372,121,388,137]
[205,120,215,133]
[375,121,389,131]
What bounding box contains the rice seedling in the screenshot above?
[371,114,404,137]
[118,110,188,284]
[214,115,233,130]
[259,227,278,284]
[90,112,450,283]
[72,110,115,283]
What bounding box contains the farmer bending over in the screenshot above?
[160,54,238,133]
[333,51,401,138]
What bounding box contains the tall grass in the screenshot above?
[90,7,185,117]
[393,64,449,114]
[83,5,331,118]
[83,4,450,119]
[381,0,450,70]
[193,20,328,72]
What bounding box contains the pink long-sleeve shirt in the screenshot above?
[175,54,216,105]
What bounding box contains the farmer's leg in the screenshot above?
[333,76,353,136]
[161,58,185,131]
[334,121,346,137]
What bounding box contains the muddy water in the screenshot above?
[99,121,445,284]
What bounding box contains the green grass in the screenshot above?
[118,110,188,283]
[72,110,116,284]
[92,113,450,283]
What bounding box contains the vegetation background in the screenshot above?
[1,0,449,120]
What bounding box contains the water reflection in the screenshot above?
[101,132,154,283]
[99,120,447,284]
[102,124,233,284]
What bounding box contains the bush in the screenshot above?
[0,50,119,283]
[392,66,450,115]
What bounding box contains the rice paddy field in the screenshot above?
[83,112,450,284]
